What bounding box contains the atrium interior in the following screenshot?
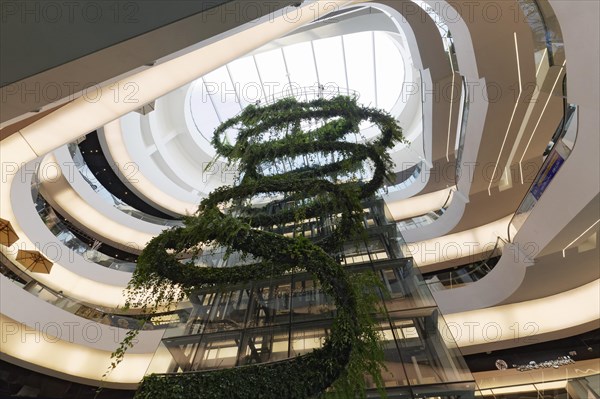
[0,0,599,398]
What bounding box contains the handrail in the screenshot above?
[440,187,455,210]
[507,104,577,242]
[424,236,505,290]
[377,161,424,195]
[32,178,138,272]
[517,0,565,67]
[455,78,470,185]
[544,76,575,156]
[0,255,186,330]
[396,187,456,232]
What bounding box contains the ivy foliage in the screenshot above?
[128,96,404,398]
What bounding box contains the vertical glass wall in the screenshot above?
[145,200,476,397]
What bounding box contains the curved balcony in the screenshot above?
[67,142,182,228]
[424,238,504,291]
[39,147,166,253]
[7,278,185,332]
[508,104,578,241]
[395,188,455,231]
[517,0,565,67]
[35,194,137,273]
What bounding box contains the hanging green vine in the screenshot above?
[125,95,404,398]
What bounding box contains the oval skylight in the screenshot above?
[184,30,406,155]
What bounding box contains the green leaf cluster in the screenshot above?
[110,96,404,398]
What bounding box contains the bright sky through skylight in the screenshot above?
[185,31,406,148]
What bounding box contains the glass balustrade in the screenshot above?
[508,105,577,240]
[0,267,187,331]
[67,142,183,227]
[455,79,470,180]
[423,238,505,291]
[396,189,455,232]
[377,162,424,196]
[34,192,137,273]
[517,0,565,67]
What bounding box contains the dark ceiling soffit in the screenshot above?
[0,1,299,124]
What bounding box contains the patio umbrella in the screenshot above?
[16,249,53,274]
[0,218,19,247]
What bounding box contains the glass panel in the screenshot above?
[146,340,181,374]
[376,262,436,311]
[391,309,472,386]
[290,276,335,323]
[202,288,252,333]
[188,79,222,143]
[246,276,293,328]
[35,193,139,271]
[344,32,376,107]
[191,331,241,370]
[203,66,241,122]
[290,321,330,357]
[254,49,290,99]
[374,31,405,110]
[374,320,409,389]
[283,41,319,89]
[239,325,289,365]
[227,56,265,106]
[313,36,347,91]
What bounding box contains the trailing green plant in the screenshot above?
[117,95,404,398]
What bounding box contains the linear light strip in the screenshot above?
[518,48,551,184]
[518,59,567,178]
[562,219,600,257]
[487,33,522,195]
[535,48,548,78]
[502,48,546,186]
[446,48,456,162]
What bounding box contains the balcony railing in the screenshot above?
[395,188,455,232]
[424,237,506,290]
[517,0,565,67]
[508,104,578,241]
[32,183,137,272]
[67,142,183,227]
[0,256,186,331]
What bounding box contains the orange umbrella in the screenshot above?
[16,249,53,274]
[0,218,19,247]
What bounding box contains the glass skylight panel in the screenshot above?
[227,56,265,106]
[187,30,407,147]
[203,66,241,123]
[188,80,221,143]
[254,49,290,101]
[312,36,348,93]
[343,32,376,108]
[374,32,405,110]
[283,41,319,90]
